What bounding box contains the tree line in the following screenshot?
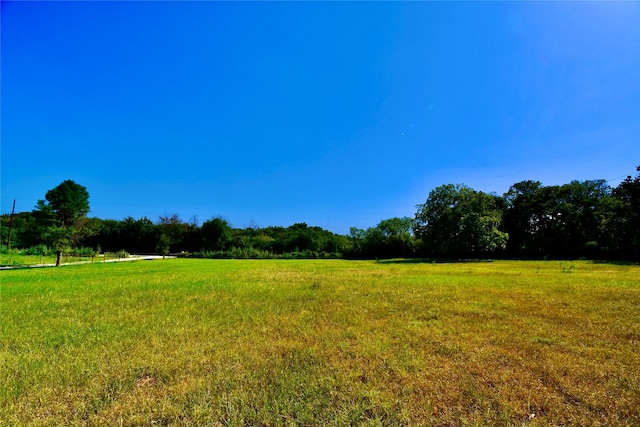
[2,166,639,261]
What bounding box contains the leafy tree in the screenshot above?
[92,219,122,252]
[44,180,90,228]
[120,216,159,253]
[414,184,508,257]
[609,166,640,258]
[4,211,48,249]
[36,180,90,265]
[504,179,612,258]
[349,217,416,259]
[201,217,232,251]
[557,179,611,257]
[75,217,104,251]
[347,227,366,257]
[503,180,543,256]
[157,214,189,253]
[285,223,315,252]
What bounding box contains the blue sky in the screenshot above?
[2,1,639,234]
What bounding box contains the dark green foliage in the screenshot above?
[503,180,543,256]
[503,179,617,258]
[224,223,348,258]
[88,217,160,253]
[44,180,90,228]
[29,180,92,253]
[156,214,190,254]
[201,217,232,251]
[414,184,508,257]
[347,217,416,259]
[0,211,45,248]
[121,217,159,253]
[22,244,51,256]
[607,166,640,258]
[78,216,348,259]
[4,167,639,260]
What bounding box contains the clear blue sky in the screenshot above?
[2,1,639,234]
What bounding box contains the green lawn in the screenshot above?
[0,251,127,268]
[1,259,638,426]
[0,252,59,267]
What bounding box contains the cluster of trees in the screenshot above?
[351,167,640,261]
[1,182,351,259]
[78,216,351,259]
[414,173,640,260]
[4,180,91,265]
[2,167,639,261]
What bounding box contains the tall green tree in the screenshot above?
[350,217,416,259]
[609,166,640,258]
[44,180,90,228]
[157,214,188,254]
[503,180,543,256]
[414,184,508,257]
[557,179,611,257]
[201,217,232,251]
[120,217,159,253]
[36,180,90,265]
[504,179,612,258]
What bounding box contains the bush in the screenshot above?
[67,246,97,257]
[23,244,51,256]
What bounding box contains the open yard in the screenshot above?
[1,259,639,426]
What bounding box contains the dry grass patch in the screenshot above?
[1,259,638,426]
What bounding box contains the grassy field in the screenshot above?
[1,259,639,426]
[0,251,131,268]
[0,251,59,267]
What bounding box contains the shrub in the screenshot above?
[23,244,51,256]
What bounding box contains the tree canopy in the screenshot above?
[414,184,508,257]
[2,168,639,261]
[44,180,90,228]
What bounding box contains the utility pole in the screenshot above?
[7,199,16,249]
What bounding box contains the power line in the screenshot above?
[606,170,637,184]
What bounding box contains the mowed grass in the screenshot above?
[0,252,59,267]
[0,252,121,268]
[1,260,638,426]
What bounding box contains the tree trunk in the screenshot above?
[7,199,16,249]
[56,250,62,267]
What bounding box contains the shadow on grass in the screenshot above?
[376,258,495,264]
[0,264,36,270]
[376,258,639,266]
[590,259,640,266]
